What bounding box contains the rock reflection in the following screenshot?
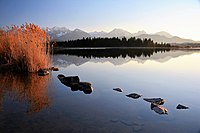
[150,103,168,115]
[0,73,51,113]
[143,98,168,115]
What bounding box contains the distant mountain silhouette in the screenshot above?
[48,27,91,41]
[106,28,133,38]
[48,27,71,40]
[132,30,147,36]
[136,34,197,44]
[154,31,173,38]
[48,27,199,44]
[89,31,107,37]
[89,29,143,38]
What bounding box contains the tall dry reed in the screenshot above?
[0,23,52,72]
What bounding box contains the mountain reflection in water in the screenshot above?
[0,73,50,113]
[53,48,196,68]
[54,48,170,58]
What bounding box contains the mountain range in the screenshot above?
[48,27,199,44]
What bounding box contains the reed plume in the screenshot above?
[0,23,52,72]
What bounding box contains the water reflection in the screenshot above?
[143,98,168,115]
[0,73,50,113]
[150,103,168,115]
[1,50,200,132]
[54,48,170,58]
[53,49,197,68]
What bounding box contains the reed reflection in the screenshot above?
[0,73,51,113]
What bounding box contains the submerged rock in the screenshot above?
[110,118,144,132]
[176,104,189,109]
[126,93,142,99]
[143,98,165,105]
[151,103,168,115]
[38,69,49,76]
[57,74,80,86]
[113,88,123,92]
[132,125,143,132]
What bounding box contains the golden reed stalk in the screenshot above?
[0,23,52,72]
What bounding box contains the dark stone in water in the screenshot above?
[151,103,168,115]
[51,67,59,71]
[126,93,142,99]
[113,88,123,92]
[71,82,93,94]
[57,74,65,80]
[57,74,93,94]
[57,74,80,86]
[38,69,49,76]
[176,104,189,109]
[143,98,165,105]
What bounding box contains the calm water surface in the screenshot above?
[1,49,200,133]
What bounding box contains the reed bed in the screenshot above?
[0,23,52,72]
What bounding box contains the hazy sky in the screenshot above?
[0,0,199,40]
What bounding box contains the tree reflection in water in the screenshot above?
[0,73,51,113]
[54,48,171,58]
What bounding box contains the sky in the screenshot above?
[0,0,200,40]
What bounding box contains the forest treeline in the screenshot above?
[55,37,171,47]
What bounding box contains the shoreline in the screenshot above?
[54,46,173,50]
[53,46,200,51]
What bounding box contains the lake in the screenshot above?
[1,48,200,133]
